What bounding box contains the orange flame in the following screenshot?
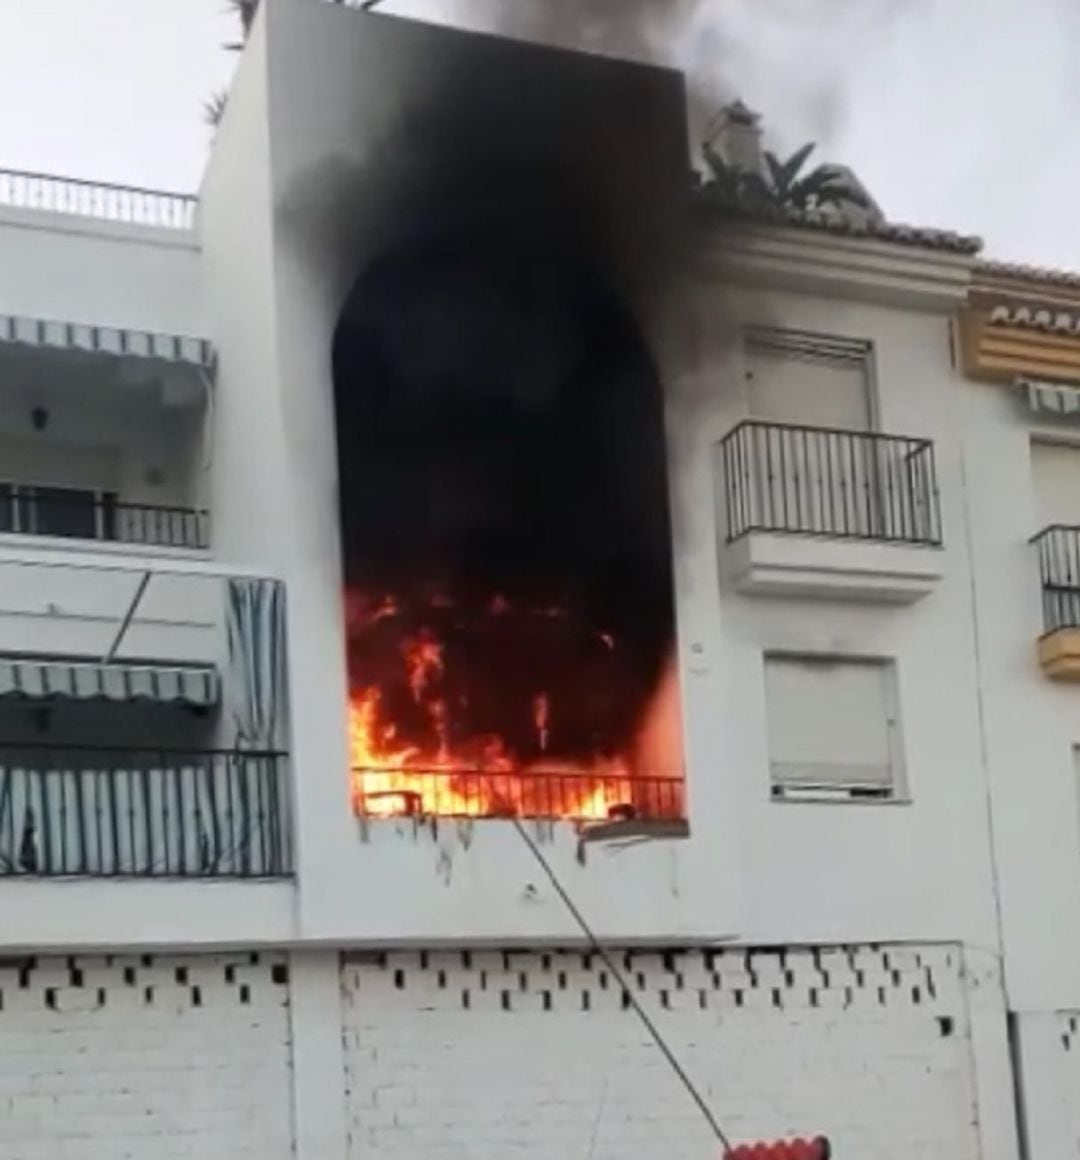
[347,592,685,822]
[402,630,444,702]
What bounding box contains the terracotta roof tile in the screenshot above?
[694,189,982,255]
[977,259,1080,288]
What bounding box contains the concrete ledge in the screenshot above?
[0,879,296,952]
[1038,628,1080,680]
[724,531,944,603]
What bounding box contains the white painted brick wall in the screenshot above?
[342,944,980,1160]
[0,952,293,1160]
[1059,1012,1080,1108]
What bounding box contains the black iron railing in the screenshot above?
[353,768,686,821]
[0,168,197,229]
[1033,525,1080,633]
[0,486,209,549]
[0,747,290,878]
[719,420,942,545]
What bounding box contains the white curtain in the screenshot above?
[226,578,287,750]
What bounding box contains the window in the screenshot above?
[744,328,873,430]
[1031,438,1080,529]
[764,653,903,800]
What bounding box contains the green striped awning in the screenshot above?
[0,659,218,707]
[0,313,213,371]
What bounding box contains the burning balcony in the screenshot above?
[718,420,945,603]
[337,237,686,825]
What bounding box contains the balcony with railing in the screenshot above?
[354,768,686,824]
[0,746,290,878]
[1033,525,1080,679]
[0,168,197,230]
[0,317,212,556]
[717,420,945,602]
[0,558,292,892]
[0,485,208,551]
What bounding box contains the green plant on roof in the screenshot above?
[702,138,872,215]
[205,0,260,127]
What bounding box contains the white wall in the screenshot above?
[0,380,204,511]
[341,944,981,1160]
[0,0,1012,977]
[0,209,203,337]
[0,950,293,1160]
[216,0,741,946]
[0,942,1012,1160]
[0,881,293,951]
[1012,1009,1080,1158]
[196,0,1005,953]
[960,379,1080,1012]
[655,266,1001,948]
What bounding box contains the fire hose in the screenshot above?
[511,819,830,1158]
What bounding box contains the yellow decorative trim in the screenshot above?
[958,307,1080,384]
[1038,629,1080,680]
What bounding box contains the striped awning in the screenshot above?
[0,659,218,707]
[0,313,213,371]
[1020,377,1080,420]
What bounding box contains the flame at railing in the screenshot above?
[347,589,684,821]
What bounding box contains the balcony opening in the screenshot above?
[333,233,685,823]
[0,573,290,877]
[1033,524,1080,679]
[0,326,210,550]
[1030,440,1080,678]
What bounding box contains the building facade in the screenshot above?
[0,0,1073,1156]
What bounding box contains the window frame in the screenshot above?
[762,650,908,804]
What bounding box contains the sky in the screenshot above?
[0,0,1078,270]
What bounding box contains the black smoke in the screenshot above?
[327,23,686,769]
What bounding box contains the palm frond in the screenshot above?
[766,142,816,197]
[789,165,872,212]
[702,130,870,218]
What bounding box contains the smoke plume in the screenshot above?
[375,0,919,158]
[374,0,1080,268]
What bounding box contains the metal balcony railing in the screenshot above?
[0,747,291,878]
[719,420,942,545]
[353,768,686,822]
[0,169,197,230]
[0,486,209,549]
[1033,524,1080,633]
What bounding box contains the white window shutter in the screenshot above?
[765,655,899,795]
[745,330,871,431]
[1031,438,1080,529]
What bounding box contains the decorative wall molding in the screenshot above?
[959,268,1080,385]
[697,224,976,310]
[958,307,1080,385]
